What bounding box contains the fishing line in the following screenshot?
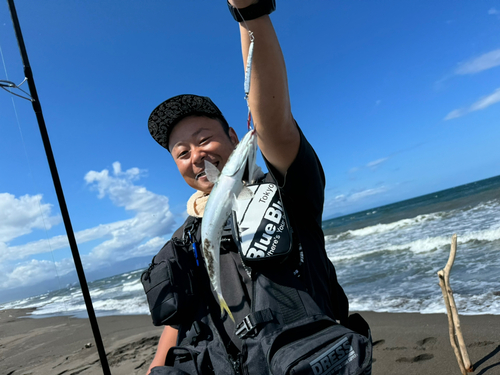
[0,40,69,314]
[234,7,255,131]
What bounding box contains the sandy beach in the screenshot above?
[1,309,499,375]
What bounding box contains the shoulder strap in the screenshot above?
[172,215,200,240]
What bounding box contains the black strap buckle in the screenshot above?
[235,315,257,339]
[186,321,202,345]
[235,309,274,339]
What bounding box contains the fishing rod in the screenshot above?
[6,1,111,373]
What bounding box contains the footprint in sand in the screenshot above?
[396,353,434,363]
[467,341,495,348]
[372,339,384,363]
[383,346,407,351]
[416,337,437,347]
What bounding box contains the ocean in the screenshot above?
[2,175,499,317]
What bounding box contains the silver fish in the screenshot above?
[201,129,262,322]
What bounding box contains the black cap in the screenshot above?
[148,94,229,151]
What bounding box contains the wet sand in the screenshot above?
[364,311,500,375]
[0,308,163,375]
[1,309,499,374]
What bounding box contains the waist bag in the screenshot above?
[141,218,201,326]
[149,268,372,375]
[238,269,372,375]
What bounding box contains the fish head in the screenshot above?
[222,129,258,180]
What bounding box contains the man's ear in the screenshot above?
[228,127,239,147]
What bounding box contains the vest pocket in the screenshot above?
[148,348,206,375]
[165,347,209,375]
[268,320,372,375]
[141,240,197,326]
[159,340,236,375]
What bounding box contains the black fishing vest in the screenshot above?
[142,178,372,375]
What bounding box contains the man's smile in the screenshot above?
[195,162,219,180]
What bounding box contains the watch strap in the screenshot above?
[227,0,276,22]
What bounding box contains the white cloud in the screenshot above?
[349,157,390,174]
[0,258,75,289]
[0,193,60,243]
[349,186,388,202]
[0,162,177,290]
[2,233,69,263]
[128,236,169,259]
[444,87,500,120]
[469,88,500,111]
[436,48,500,88]
[0,260,58,289]
[83,162,175,261]
[455,49,500,75]
[489,8,499,15]
[443,109,466,120]
[324,186,389,217]
[366,157,389,168]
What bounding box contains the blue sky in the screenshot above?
[1,0,499,301]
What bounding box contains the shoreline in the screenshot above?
[1,309,499,374]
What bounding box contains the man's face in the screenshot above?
[168,116,238,194]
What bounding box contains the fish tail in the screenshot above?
[218,294,235,322]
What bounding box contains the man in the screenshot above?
[145,1,370,374]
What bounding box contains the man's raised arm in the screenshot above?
[229,0,300,177]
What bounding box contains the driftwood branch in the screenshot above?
[437,234,473,374]
[438,274,466,374]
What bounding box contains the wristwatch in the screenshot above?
[227,0,276,22]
